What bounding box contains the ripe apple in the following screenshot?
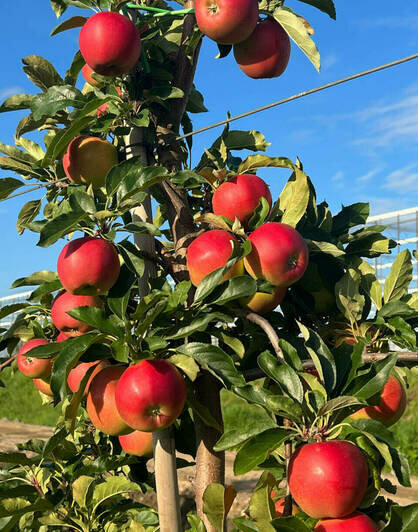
[244,222,309,287]
[195,0,259,45]
[68,360,109,396]
[51,291,103,337]
[119,430,153,457]
[17,339,52,379]
[186,230,244,286]
[233,19,291,79]
[81,64,102,87]
[63,135,118,189]
[212,174,272,226]
[240,285,286,314]
[288,441,369,519]
[115,359,187,432]
[350,374,407,427]
[57,236,120,296]
[86,365,133,436]
[271,492,299,517]
[33,377,53,397]
[79,12,141,76]
[314,512,379,531]
[57,332,69,342]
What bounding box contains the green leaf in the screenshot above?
[50,0,68,17]
[31,85,85,120]
[37,211,87,247]
[353,258,382,310]
[72,475,95,509]
[107,264,135,320]
[186,87,208,113]
[169,354,199,381]
[202,483,227,532]
[216,332,245,359]
[234,428,288,475]
[0,156,43,178]
[257,351,304,404]
[91,476,141,515]
[167,312,231,340]
[271,516,311,531]
[346,233,395,258]
[0,178,24,200]
[16,199,42,235]
[117,240,145,278]
[383,503,418,532]
[118,222,162,236]
[335,268,365,324]
[307,240,345,258]
[348,353,397,401]
[15,136,45,161]
[50,15,87,36]
[237,155,295,175]
[332,203,369,235]
[22,55,63,91]
[215,44,232,59]
[0,497,52,519]
[280,168,310,227]
[29,279,62,302]
[295,0,336,19]
[11,270,57,288]
[273,7,320,71]
[214,389,277,451]
[0,303,28,320]
[318,396,363,417]
[377,300,415,319]
[211,276,257,306]
[0,142,35,163]
[177,343,245,387]
[0,94,33,113]
[384,249,413,303]
[67,307,123,337]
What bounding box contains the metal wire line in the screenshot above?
[176,52,418,141]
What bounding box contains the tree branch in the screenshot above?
[236,310,285,361]
[0,355,16,373]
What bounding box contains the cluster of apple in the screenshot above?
[195,0,291,79]
[16,235,187,457]
[187,173,309,314]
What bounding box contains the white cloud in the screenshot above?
[367,196,415,216]
[356,168,382,183]
[0,86,24,100]
[322,53,338,71]
[382,164,418,192]
[331,170,344,182]
[362,16,418,30]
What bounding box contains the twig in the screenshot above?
[0,355,16,372]
[282,419,293,518]
[236,310,284,361]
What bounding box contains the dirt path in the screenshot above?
[1,418,417,520]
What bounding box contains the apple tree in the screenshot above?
[0,1,417,531]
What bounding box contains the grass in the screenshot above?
[0,366,59,427]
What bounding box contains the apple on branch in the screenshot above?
[51,291,103,337]
[17,338,52,379]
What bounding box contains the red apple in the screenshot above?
[212,174,272,226]
[86,365,133,436]
[195,0,259,45]
[115,359,187,432]
[186,230,244,286]
[271,492,299,517]
[234,19,291,79]
[79,12,141,76]
[119,430,153,457]
[17,339,52,379]
[81,64,102,87]
[63,135,118,189]
[33,378,53,397]
[244,222,309,287]
[68,360,109,396]
[57,236,120,296]
[288,441,369,519]
[350,374,407,427]
[57,332,69,342]
[51,291,103,337]
[240,286,286,314]
[97,87,122,117]
[314,512,379,531]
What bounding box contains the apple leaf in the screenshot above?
[332,202,370,236]
[203,483,234,532]
[295,0,336,20]
[383,503,418,532]
[345,352,397,401]
[215,44,232,59]
[0,94,33,113]
[22,55,64,92]
[335,268,365,324]
[31,85,85,120]
[91,476,141,516]
[17,199,42,235]
[238,154,295,175]
[234,428,288,475]
[351,257,382,310]
[37,210,87,247]
[273,7,320,72]
[0,303,28,320]
[0,177,25,200]
[11,270,58,288]
[166,312,232,340]
[377,300,415,319]
[67,307,124,337]
[279,167,310,227]
[116,240,146,278]
[50,16,87,37]
[384,249,413,304]
[210,276,257,306]
[258,351,304,404]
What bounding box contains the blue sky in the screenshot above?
[0,0,417,295]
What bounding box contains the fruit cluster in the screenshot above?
[195,0,291,79]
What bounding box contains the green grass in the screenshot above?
[389,368,418,476]
[0,366,59,426]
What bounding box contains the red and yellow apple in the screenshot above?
[186,230,244,286]
[79,12,141,76]
[195,0,259,45]
[63,135,118,189]
[81,64,102,87]
[86,365,132,436]
[212,174,272,226]
[57,236,120,296]
[119,430,153,457]
[115,359,187,432]
[51,291,103,337]
[288,441,369,519]
[244,222,309,287]
[314,512,379,531]
[350,374,407,427]
[234,19,291,79]
[240,285,286,314]
[68,360,109,396]
[17,339,52,379]
[33,377,54,397]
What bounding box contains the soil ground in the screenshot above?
[1,418,417,525]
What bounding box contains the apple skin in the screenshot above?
[186,230,244,286]
[81,64,102,87]
[244,222,309,287]
[234,19,290,79]
[63,135,118,189]
[86,365,133,436]
[57,332,70,342]
[57,236,120,296]
[51,291,103,337]
[350,374,407,427]
[68,360,109,396]
[240,286,286,314]
[288,441,369,519]
[119,430,153,457]
[195,0,259,45]
[33,377,54,397]
[79,12,141,76]
[314,512,379,531]
[212,174,272,226]
[17,339,52,379]
[115,359,187,432]
[271,492,299,517]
